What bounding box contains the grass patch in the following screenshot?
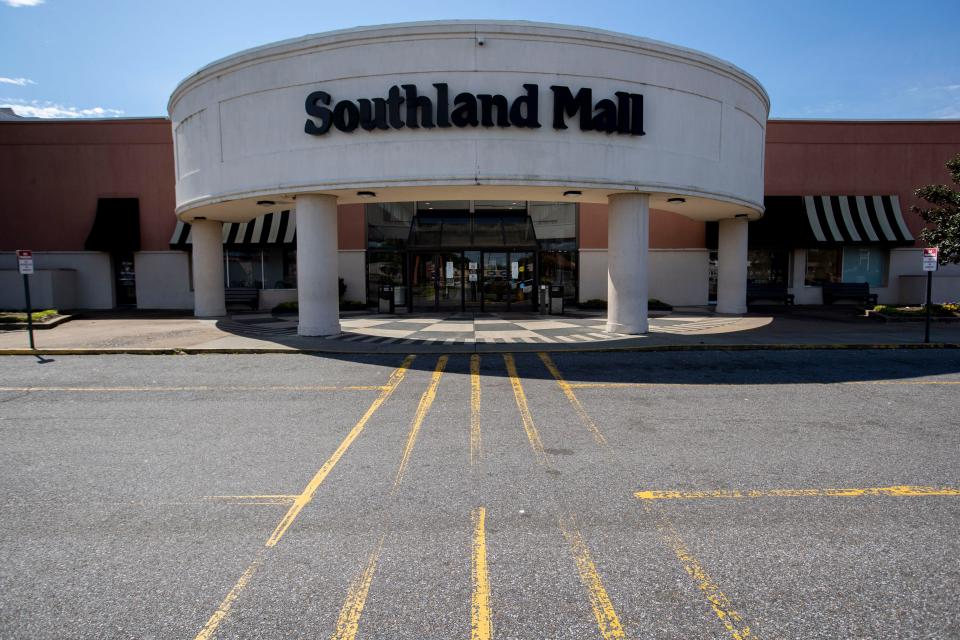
[873,304,957,317]
[0,309,59,323]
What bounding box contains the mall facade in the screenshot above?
[2,21,959,335]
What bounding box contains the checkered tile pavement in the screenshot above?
[222,312,746,344]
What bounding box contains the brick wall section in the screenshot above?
[0,119,176,251]
[3,118,959,252]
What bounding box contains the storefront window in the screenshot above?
[528,202,576,240]
[226,249,260,288]
[367,252,405,304]
[842,246,888,287]
[540,251,578,299]
[282,248,297,288]
[366,203,414,249]
[747,249,790,286]
[804,248,842,286]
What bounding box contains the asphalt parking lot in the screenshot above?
[1,350,958,639]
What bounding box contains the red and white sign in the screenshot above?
[16,249,33,275]
[922,247,939,272]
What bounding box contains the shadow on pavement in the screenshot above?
[298,348,960,385]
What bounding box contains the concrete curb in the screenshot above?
[0,343,957,356]
[0,314,74,331]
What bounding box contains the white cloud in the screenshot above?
[0,77,36,86]
[4,0,45,6]
[932,105,960,119]
[0,98,124,119]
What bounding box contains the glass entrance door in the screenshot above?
[510,251,536,310]
[411,253,438,311]
[482,252,509,310]
[464,251,482,309]
[437,253,465,310]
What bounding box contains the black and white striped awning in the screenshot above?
[803,195,913,244]
[732,195,916,249]
[169,210,296,248]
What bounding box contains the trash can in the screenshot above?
[378,284,395,314]
[538,285,549,315]
[549,285,565,315]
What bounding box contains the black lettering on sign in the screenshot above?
[304,84,645,136]
[550,86,593,131]
[451,92,479,127]
[304,91,332,135]
[510,84,541,128]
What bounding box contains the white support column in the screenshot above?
[296,194,341,336]
[191,219,226,317]
[716,217,749,314]
[606,193,650,334]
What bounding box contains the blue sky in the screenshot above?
[1,0,958,119]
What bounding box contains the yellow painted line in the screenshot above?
[268,355,415,546]
[195,549,266,640]
[193,355,414,640]
[558,513,626,640]
[547,357,759,640]
[471,506,492,640]
[635,485,960,501]
[504,354,628,639]
[470,354,482,466]
[331,534,387,640]
[393,355,448,490]
[645,502,755,640]
[538,353,607,445]
[202,495,298,505]
[502,353,548,466]
[0,385,385,392]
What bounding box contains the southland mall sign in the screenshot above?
[305,84,645,136]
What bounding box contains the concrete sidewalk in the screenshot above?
[0,308,957,354]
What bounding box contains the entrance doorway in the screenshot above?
[410,249,537,312]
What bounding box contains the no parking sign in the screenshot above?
[922,247,938,271]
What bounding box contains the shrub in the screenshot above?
[578,299,607,309]
[272,301,298,313]
[576,299,673,311]
[272,300,369,313]
[649,298,673,311]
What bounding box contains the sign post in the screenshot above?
[17,249,35,350]
[922,248,939,344]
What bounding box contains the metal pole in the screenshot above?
[924,270,932,344]
[23,273,34,350]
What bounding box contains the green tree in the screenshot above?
[913,153,960,264]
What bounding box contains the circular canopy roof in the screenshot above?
[169,21,770,223]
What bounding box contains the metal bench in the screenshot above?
[225,287,259,309]
[746,283,794,306]
[821,282,878,306]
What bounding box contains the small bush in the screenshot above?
[576,299,673,311]
[272,300,369,313]
[578,299,607,310]
[272,301,298,313]
[649,298,673,311]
